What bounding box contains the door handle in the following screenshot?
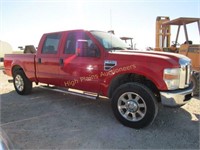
[38,58,42,64]
[59,58,64,66]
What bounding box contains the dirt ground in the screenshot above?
[0,64,199,149]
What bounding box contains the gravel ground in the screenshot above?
[0,64,199,149]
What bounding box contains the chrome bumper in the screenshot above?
[160,85,193,107]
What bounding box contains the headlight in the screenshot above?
[163,68,180,90]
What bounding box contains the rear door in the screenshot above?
[36,33,62,85]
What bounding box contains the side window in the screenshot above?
[83,34,100,57]
[64,32,77,54]
[42,33,61,54]
[64,32,100,57]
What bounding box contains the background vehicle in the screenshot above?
[155,16,200,95]
[18,45,37,54]
[3,29,193,129]
[0,41,34,62]
[107,30,136,50]
[120,37,133,49]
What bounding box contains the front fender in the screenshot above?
[100,65,167,97]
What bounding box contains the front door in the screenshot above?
[59,31,103,92]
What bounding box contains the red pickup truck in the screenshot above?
[3,29,193,128]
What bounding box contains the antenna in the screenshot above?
[110,9,112,30]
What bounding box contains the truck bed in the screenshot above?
[4,54,36,81]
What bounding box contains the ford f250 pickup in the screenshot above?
[3,30,193,128]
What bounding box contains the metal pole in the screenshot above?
[175,25,181,44]
[183,23,189,42]
[197,20,200,37]
[162,26,166,47]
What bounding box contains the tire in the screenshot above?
[13,70,32,95]
[111,83,158,129]
[191,71,199,96]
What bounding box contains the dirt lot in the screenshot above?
[0,64,199,149]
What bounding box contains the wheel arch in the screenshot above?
[12,65,24,76]
[108,73,161,102]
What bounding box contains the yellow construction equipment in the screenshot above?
[155,16,200,95]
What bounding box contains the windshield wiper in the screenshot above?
[107,47,126,51]
[126,47,133,50]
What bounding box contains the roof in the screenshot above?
[162,17,200,26]
[120,37,133,40]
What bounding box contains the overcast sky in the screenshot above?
[0,0,199,50]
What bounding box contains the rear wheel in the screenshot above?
[191,71,199,96]
[13,70,32,95]
[111,83,158,129]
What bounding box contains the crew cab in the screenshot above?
[3,29,193,128]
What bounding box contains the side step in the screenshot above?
[8,79,13,83]
[39,85,99,100]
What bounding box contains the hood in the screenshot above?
[110,50,187,59]
[108,50,191,68]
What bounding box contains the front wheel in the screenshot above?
[13,70,32,95]
[191,71,199,96]
[111,83,158,129]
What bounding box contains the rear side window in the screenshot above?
[42,33,61,54]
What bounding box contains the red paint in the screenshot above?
[4,29,184,97]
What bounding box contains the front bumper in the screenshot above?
[160,84,193,107]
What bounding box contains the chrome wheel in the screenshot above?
[117,92,147,122]
[15,75,24,92]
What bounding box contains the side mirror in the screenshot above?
[18,46,24,50]
[76,40,89,57]
[76,39,100,57]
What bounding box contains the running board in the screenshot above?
[8,79,13,83]
[39,85,99,100]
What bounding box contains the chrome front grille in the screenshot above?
[179,58,191,89]
[185,65,191,85]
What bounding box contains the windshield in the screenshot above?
[90,31,129,51]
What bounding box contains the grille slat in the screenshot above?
[185,65,188,85]
[179,64,191,89]
[179,58,191,89]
